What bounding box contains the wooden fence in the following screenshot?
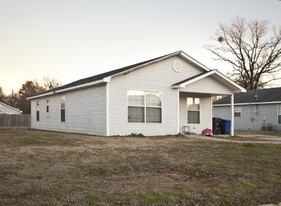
[0,114,31,126]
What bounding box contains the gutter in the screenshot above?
[213,101,281,107]
[172,70,216,88]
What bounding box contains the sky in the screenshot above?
[0,0,281,94]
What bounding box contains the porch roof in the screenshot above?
[172,70,246,93]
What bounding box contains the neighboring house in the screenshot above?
[27,51,245,136]
[213,87,281,131]
[0,102,22,114]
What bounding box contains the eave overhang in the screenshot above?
[27,77,111,100]
[172,70,246,93]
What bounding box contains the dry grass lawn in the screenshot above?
[0,128,281,205]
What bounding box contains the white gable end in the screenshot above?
[179,76,233,95]
[108,56,206,136]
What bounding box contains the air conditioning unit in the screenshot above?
[261,123,272,131]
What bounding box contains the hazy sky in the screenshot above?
[0,0,280,94]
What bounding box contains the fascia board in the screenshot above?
[213,101,281,107]
[179,70,216,88]
[213,71,246,93]
[111,52,181,78]
[172,70,246,93]
[26,92,54,100]
[27,78,109,100]
[180,52,210,72]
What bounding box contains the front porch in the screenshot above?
[179,92,213,134]
[172,70,245,136]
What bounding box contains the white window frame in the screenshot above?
[234,106,242,117]
[127,90,162,123]
[187,97,200,124]
[36,101,40,121]
[128,90,145,123]
[46,99,49,113]
[278,105,281,124]
[61,96,65,122]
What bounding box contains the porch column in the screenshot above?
[231,93,234,136]
[177,90,180,134]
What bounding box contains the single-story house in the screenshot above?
[213,87,281,131]
[0,102,22,114]
[27,51,245,136]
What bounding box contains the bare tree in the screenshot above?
[206,17,281,89]
[41,76,62,90]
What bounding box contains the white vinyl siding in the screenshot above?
[0,102,22,114]
[180,93,212,134]
[213,104,281,131]
[109,56,202,136]
[179,76,233,95]
[128,90,162,123]
[30,84,107,136]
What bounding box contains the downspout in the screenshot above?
[231,93,234,136]
[106,82,110,136]
[104,77,111,136]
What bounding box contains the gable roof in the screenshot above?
[27,50,211,100]
[172,69,246,93]
[172,71,209,87]
[0,102,22,113]
[213,87,281,105]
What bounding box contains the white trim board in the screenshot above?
[213,101,281,107]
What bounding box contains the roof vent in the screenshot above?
[172,60,182,72]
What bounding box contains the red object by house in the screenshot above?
[201,128,213,136]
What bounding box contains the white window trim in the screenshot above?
[36,101,40,121]
[277,105,281,125]
[234,106,242,118]
[187,97,200,124]
[61,96,66,122]
[46,99,49,113]
[127,90,162,124]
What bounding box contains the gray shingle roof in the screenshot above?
[36,51,180,96]
[213,87,281,105]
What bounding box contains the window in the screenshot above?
[277,105,281,124]
[46,100,49,113]
[187,97,200,124]
[36,101,40,121]
[146,92,162,123]
[128,90,144,122]
[61,96,65,122]
[234,107,242,117]
[128,90,162,123]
